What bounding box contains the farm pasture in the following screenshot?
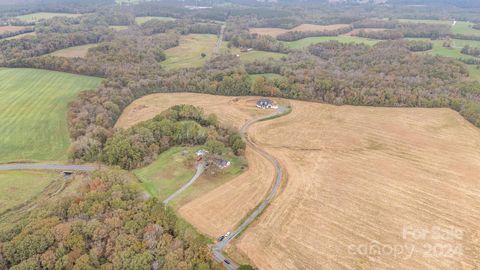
[0,68,102,163]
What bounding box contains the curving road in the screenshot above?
[163,163,206,205]
[212,107,287,269]
[0,163,95,171]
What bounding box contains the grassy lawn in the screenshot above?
[16,12,82,23]
[0,68,102,163]
[0,170,56,215]
[135,16,176,25]
[49,44,96,58]
[162,34,218,69]
[282,35,379,49]
[134,146,246,207]
[134,147,197,200]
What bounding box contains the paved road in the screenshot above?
[212,107,287,269]
[0,163,96,171]
[163,163,206,205]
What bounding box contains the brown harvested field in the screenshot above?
[49,44,96,58]
[250,23,350,37]
[0,26,25,34]
[117,94,480,269]
[115,92,273,130]
[116,93,277,237]
[237,100,480,269]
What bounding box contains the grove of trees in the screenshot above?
[0,170,221,270]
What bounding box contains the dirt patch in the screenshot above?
[237,100,480,270]
[250,24,350,37]
[0,26,25,34]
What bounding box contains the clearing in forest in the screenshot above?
[162,34,218,69]
[250,23,350,37]
[0,68,102,163]
[117,93,480,269]
[49,44,96,58]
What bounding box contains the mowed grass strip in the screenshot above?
[0,170,56,214]
[0,68,102,163]
[162,34,218,69]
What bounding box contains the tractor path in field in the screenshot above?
[212,106,288,269]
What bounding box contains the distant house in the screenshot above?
[256,98,277,109]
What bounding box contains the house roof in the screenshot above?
[257,98,273,105]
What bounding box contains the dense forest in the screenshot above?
[0,170,220,270]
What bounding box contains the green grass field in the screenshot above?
[0,170,56,215]
[135,16,176,25]
[282,35,379,49]
[0,68,102,163]
[16,12,81,23]
[134,146,246,207]
[162,34,218,69]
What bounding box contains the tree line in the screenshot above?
[0,170,221,270]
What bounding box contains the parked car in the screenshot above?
[217,235,225,242]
